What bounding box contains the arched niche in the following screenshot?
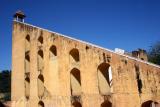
[70,68,81,95]
[48,45,58,95]
[25,77,30,99]
[70,48,80,63]
[49,45,57,59]
[72,101,82,107]
[38,74,44,98]
[38,101,44,107]
[97,63,112,95]
[38,36,43,44]
[25,35,30,51]
[141,100,159,107]
[101,100,112,107]
[26,35,30,42]
[38,50,44,71]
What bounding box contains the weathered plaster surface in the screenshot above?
[12,21,160,107]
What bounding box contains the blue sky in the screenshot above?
[0,0,160,70]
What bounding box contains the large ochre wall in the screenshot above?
[12,21,160,107]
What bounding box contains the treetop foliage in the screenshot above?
[148,41,160,65]
[0,70,11,101]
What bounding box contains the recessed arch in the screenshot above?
[38,50,43,58]
[38,74,44,98]
[38,74,44,82]
[70,48,80,62]
[70,68,81,95]
[38,101,44,107]
[101,100,112,107]
[26,35,30,42]
[25,54,30,62]
[25,35,30,51]
[48,45,58,95]
[72,101,82,107]
[38,36,43,44]
[38,50,44,70]
[97,62,112,95]
[25,77,30,99]
[49,45,57,58]
[141,100,159,107]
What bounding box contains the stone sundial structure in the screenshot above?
[12,11,160,107]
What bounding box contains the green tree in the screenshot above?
[148,41,160,65]
[0,70,11,101]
